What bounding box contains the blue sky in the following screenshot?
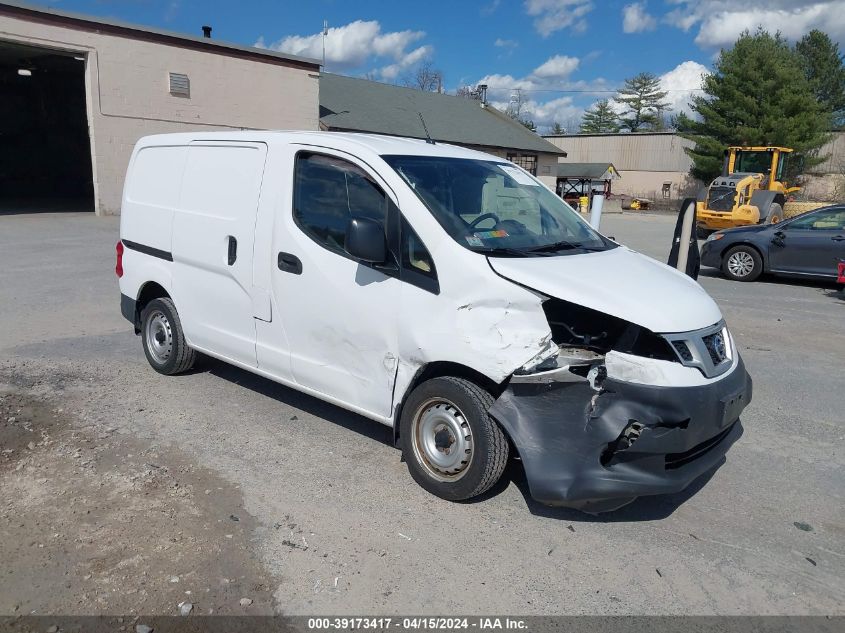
[46,1,845,131]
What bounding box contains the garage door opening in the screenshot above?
[0,41,94,214]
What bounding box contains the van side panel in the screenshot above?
[121,145,187,254]
[170,142,268,367]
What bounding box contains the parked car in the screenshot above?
[117,132,751,513]
[700,206,845,282]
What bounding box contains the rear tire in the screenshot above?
[696,226,713,239]
[400,377,509,502]
[140,297,196,375]
[722,245,763,282]
[766,203,783,224]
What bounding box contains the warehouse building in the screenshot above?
[320,73,565,189]
[0,1,320,215]
[544,131,845,202]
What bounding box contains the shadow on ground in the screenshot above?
[199,355,719,524]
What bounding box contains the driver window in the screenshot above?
[788,209,845,231]
[293,152,386,254]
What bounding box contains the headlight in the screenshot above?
[705,232,725,242]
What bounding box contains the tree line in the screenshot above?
[573,29,845,181]
[396,28,845,182]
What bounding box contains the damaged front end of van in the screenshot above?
[488,294,751,512]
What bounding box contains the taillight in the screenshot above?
[115,240,124,277]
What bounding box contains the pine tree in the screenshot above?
[796,30,845,128]
[549,121,565,135]
[579,100,620,133]
[613,73,670,132]
[678,29,832,182]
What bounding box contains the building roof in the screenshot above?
[0,1,320,70]
[320,74,565,155]
[557,163,621,180]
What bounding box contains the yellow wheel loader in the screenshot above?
[696,146,800,236]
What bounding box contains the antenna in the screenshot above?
[322,20,328,69]
[418,113,435,145]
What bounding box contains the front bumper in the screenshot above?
[699,241,723,269]
[489,356,751,511]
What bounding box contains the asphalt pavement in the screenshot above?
[0,211,842,615]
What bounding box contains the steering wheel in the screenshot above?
[469,213,500,229]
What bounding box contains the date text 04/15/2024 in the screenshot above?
[307,618,528,630]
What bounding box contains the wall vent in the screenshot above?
[169,72,190,97]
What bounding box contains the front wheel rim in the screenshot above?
[411,398,473,482]
[145,309,173,364]
[727,251,755,277]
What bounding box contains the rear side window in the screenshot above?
[294,152,387,253]
[788,208,845,231]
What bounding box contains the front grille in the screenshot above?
[706,186,736,212]
[665,423,734,470]
[672,341,693,362]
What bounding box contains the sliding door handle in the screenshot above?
[277,252,302,275]
[227,236,238,265]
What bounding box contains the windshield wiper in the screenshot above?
[475,245,568,257]
[527,240,605,253]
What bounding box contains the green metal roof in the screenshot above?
[556,162,620,180]
[320,74,565,155]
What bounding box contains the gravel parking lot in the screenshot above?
[1,211,842,616]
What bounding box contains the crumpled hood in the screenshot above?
[488,246,722,333]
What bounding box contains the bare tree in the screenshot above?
[402,61,443,92]
[456,85,481,100]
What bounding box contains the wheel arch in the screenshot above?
[392,360,506,446]
[132,281,172,332]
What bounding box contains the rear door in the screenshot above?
[769,208,845,277]
[171,141,268,366]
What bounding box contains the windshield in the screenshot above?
[383,155,614,256]
[734,151,771,175]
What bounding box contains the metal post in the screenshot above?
[589,194,605,230]
[676,199,695,273]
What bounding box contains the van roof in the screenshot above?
[135,131,510,161]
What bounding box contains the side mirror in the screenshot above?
[344,216,386,263]
[772,230,786,244]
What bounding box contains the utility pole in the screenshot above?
[322,20,328,69]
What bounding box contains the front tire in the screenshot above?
[140,297,196,375]
[400,377,509,502]
[722,245,763,282]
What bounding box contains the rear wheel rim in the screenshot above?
[145,309,173,364]
[727,251,755,277]
[411,398,473,482]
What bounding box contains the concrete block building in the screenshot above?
[0,1,320,215]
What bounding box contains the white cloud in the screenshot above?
[664,1,845,48]
[622,2,657,34]
[529,96,582,128]
[494,38,519,49]
[658,60,709,115]
[471,54,614,128]
[257,20,428,72]
[532,55,580,79]
[523,0,594,37]
[377,45,434,80]
[481,0,502,16]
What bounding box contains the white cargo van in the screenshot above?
[117,131,751,512]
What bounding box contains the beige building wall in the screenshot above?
[0,12,319,214]
[470,146,559,189]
